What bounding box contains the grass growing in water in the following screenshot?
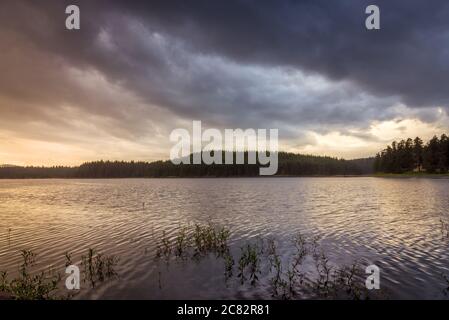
[267,238,287,297]
[192,223,230,258]
[0,224,395,300]
[81,248,119,288]
[440,219,449,239]
[0,250,60,300]
[155,223,231,260]
[237,243,261,286]
[223,251,235,282]
[0,248,119,300]
[175,227,188,258]
[154,225,382,300]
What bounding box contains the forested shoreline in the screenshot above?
[374,134,449,173]
[2,134,448,179]
[0,152,373,178]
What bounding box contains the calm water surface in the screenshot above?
[0,178,448,299]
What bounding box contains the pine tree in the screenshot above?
[424,136,440,173]
[413,137,423,172]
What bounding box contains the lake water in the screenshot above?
[0,177,449,299]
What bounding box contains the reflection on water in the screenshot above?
[0,177,449,299]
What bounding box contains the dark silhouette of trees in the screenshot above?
[440,134,449,172]
[0,166,76,179]
[374,134,449,173]
[0,152,373,179]
[4,134,449,178]
[413,137,424,172]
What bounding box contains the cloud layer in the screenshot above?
[1,0,449,164]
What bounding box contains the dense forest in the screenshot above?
[2,134,448,179]
[0,152,373,178]
[374,134,449,173]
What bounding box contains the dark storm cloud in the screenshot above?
[0,0,448,161]
[107,0,449,108]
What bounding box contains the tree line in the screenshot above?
[4,134,449,179]
[0,152,373,178]
[374,134,449,173]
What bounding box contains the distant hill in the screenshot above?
[347,157,375,174]
[0,152,374,179]
[0,164,19,168]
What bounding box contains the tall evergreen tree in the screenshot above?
[413,137,424,171]
[440,134,449,172]
[374,134,449,173]
[424,136,440,173]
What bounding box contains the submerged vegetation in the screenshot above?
[441,219,449,239]
[156,223,231,260]
[153,223,381,299]
[238,243,261,286]
[3,222,449,299]
[0,250,60,300]
[80,248,119,289]
[0,248,118,300]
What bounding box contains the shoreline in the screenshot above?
[1,174,449,180]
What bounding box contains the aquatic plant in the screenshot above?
[331,262,369,300]
[440,219,449,239]
[154,223,231,261]
[6,227,12,246]
[286,233,308,296]
[147,224,393,299]
[64,251,72,267]
[192,223,230,257]
[0,248,119,300]
[175,227,189,258]
[223,251,235,281]
[313,250,333,297]
[0,224,398,300]
[155,230,172,260]
[264,238,286,297]
[0,250,61,300]
[237,243,261,286]
[292,232,308,266]
[81,248,119,288]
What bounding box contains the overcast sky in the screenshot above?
[1,0,449,165]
